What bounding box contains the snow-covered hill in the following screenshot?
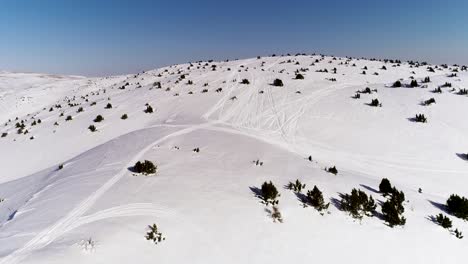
[0,55,467,264]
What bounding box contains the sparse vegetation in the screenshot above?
[414,114,427,123]
[286,179,305,193]
[423,98,436,106]
[145,224,165,244]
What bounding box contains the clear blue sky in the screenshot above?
[1,0,467,76]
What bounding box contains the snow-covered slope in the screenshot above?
[0,55,467,264]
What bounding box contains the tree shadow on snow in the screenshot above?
[428,199,448,213]
[425,215,438,224]
[359,184,379,194]
[456,153,468,161]
[330,194,344,211]
[295,192,308,205]
[249,186,262,199]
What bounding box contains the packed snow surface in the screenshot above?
[0,55,467,263]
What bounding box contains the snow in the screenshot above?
[0,55,467,263]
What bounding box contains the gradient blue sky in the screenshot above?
[1,0,467,76]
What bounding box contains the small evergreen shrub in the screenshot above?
[410,80,419,87]
[370,98,382,107]
[94,115,104,122]
[58,164,64,170]
[145,224,165,244]
[286,179,305,193]
[458,88,468,95]
[379,178,393,196]
[382,188,406,227]
[306,185,330,212]
[414,114,427,123]
[432,87,442,93]
[435,213,452,229]
[121,114,128,120]
[359,87,372,94]
[327,166,338,175]
[261,181,279,205]
[133,160,157,175]
[1,132,7,138]
[241,79,250,84]
[105,103,112,109]
[66,115,73,121]
[392,80,402,87]
[446,194,468,220]
[272,79,284,87]
[423,98,436,106]
[340,188,376,219]
[295,73,304,80]
[88,125,97,132]
[145,105,154,113]
[77,107,84,113]
[454,229,464,239]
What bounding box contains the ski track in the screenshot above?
[0,122,215,264]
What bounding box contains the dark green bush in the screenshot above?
[447,194,468,220]
[286,179,305,193]
[133,160,157,175]
[423,98,436,106]
[340,188,376,219]
[382,188,406,227]
[327,166,338,175]
[306,185,329,212]
[145,105,154,113]
[295,73,304,80]
[94,115,104,122]
[261,181,279,204]
[392,80,402,87]
[414,114,427,123]
[145,224,165,244]
[435,213,452,229]
[379,178,393,196]
[370,99,381,107]
[272,79,284,87]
